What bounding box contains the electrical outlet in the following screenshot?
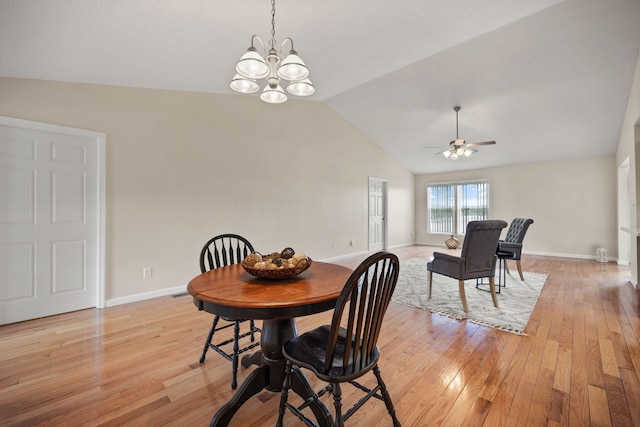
[142,267,152,278]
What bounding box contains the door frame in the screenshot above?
[368,177,388,251]
[0,115,106,309]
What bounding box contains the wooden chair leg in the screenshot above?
[373,366,401,427]
[458,280,469,313]
[428,271,433,299]
[249,320,257,341]
[231,321,240,390]
[200,315,220,363]
[489,276,499,308]
[517,260,524,280]
[276,361,293,427]
[332,383,344,427]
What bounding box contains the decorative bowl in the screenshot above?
[241,251,312,279]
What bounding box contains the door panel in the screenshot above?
[368,178,387,251]
[0,119,103,324]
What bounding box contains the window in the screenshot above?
[427,180,489,234]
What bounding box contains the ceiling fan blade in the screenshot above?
[466,140,496,147]
[424,145,445,149]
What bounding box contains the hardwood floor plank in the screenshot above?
[588,384,612,426]
[0,247,638,426]
[569,270,590,426]
[603,374,634,427]
[619,367,640,426]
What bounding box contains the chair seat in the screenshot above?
[283,325,380,382]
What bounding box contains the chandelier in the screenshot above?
[229,0,315,104]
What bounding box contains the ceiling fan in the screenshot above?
[426,106,496,159]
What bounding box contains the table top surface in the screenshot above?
[187,262,353,320]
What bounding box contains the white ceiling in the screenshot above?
[1,0,639,174]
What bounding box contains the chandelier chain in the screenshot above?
[270,0,276,48]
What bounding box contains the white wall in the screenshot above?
[415,156,617,259]
[0,78,416,302]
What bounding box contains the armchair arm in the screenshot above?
[432,251,464,264]
[427,251,465,279]
[497,241,522,257]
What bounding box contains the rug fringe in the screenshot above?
[392,299,529,336]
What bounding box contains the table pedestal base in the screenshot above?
[210,319,333,427]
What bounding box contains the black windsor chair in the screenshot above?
[198,234,261,389]
[276,251,401,427]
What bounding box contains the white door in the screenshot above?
[0,117,104,325]
[368,178,387,251]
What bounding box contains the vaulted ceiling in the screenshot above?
[1,0,639,174]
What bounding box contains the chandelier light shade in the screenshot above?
[260,83,287,103]
[230,0,315,103]
[229,74,260,94]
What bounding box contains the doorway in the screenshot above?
[0,116,105,325]
[368,177,388,251]
[618,157,630,265]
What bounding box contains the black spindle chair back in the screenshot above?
[197,234,260,389]
[200,233,254,272]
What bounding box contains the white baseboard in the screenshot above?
[106,245,420,308]
[320,250,370,263]
[414,242,618,262]
[319,242,416,263]
[106,285,188,307]
[107,242,616,308]
[388,242,416,250]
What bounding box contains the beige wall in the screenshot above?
[415,156,617,259]
[0,78,415,302]
[616,52,640,285]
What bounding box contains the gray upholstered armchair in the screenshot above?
[498,218,534,280]
[427,220,507,312]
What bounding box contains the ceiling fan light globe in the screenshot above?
[464,149,472,157]
[442,150,451,158]
[450,153,459,160]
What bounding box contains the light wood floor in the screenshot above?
[1,246,639,426]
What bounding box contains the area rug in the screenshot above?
[391,258,548,335]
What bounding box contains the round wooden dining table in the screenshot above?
[187,261,353,427]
